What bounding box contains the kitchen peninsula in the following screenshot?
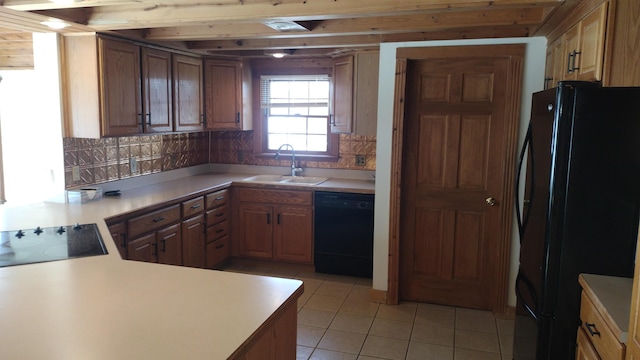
[0,172,373,359]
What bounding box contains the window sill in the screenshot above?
[255,153,339,162]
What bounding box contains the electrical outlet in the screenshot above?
[130,157,138,173]
[72,166,80,181]
[355,155,366,166]
[237,150,244,162]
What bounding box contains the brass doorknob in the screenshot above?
[485,197,497,206]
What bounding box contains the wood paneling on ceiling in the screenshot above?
[0,26,33,69]
[0,0,572,57]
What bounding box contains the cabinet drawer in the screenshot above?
[206,189,229,209]
[182,196,205,218]
[207,221,229,243]
[206,235,229,268]
[127,204,181,239]
[580,292,624,360]
[236,188,312,206]
[206,205,229,225]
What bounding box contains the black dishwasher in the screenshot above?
[314,191,374,278]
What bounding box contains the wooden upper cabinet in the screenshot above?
[63,34,204,138]
[353,52,379,137]
[141,47,173,133]
[576,3,608,81]
[174,54,204,132]
[331,55,354,134]
[545,2,608,86]
[204,58,252,131]
[99,37,144,136]
[562,24,581,80]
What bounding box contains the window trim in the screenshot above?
[251,60,339,161]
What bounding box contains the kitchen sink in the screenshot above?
[240,175,329,186]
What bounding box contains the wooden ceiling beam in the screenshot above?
[145,7,543,41]
[32,0,560,31]
[189,25,532,52]
[0,0,565,12]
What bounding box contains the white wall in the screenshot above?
[372,37,547,307]
[0,33,65,207]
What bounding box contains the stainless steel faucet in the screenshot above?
[275,144,303,177]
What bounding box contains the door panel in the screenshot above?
[400,53,512,310]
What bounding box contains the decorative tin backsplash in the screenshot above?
[64,132,376,189]
[63,133,208,188]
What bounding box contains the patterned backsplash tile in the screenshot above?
[64,131,376,189]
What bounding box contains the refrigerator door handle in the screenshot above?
[516,269,539,322]
[515,122,535,242]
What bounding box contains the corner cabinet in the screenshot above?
[544,3,608,88]
[62,34,203,137]
[234,187,313,264]
[204,58,252,131]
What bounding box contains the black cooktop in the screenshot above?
[0,223,108,268]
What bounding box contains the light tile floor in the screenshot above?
[222,259,514,360]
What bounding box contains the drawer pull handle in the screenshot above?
[215,213,225,217]
[215,243,225,249]
[585,323,600,337]
[190,204,202,209]
[215,229,224,234]
[152,217,165,223]
[215,197,225,201]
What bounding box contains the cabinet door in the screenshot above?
[128,232,157,263]
[544,41,556,89]
[141,47,173,133]
[577,3,607,81]
[273,206,313,264]
[237,204,273,259]
[551,39,565,87]
[204,59,242,130]
[576,327,601,360]
[331,55,354,134]
[563,24,581,80]
[353,52,379,136]
[107,221,127,259]
[174,54,204,132]
[99,37,143,136]
[157,223,182,266]
[182,214,206,268]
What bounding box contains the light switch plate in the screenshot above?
[130,157,138,173]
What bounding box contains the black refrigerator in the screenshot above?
[513,81,640,359]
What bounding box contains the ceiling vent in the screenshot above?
[263,20,313,32]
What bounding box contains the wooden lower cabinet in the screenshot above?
[236,199,313,264]
[230,294,298,360]
[576,326,600,360]
[205,188,231,268]
[182,214,206,268]
[128,223,182,265]
[107,221,127,259]
[273,206,313,263]
[238,204,274,259]
[578,279,625,360]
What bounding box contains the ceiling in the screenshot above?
[0,0,580,57]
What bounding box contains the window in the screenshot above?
[261,75,330,153]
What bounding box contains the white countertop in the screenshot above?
[0,171,376,359]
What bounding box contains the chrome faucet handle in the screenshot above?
[291,164,304,177]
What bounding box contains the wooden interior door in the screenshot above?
[398,46,522,311]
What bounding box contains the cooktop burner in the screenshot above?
[0,223,108,268]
